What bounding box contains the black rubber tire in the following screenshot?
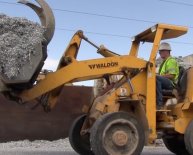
[69,115,94,155]
[162,134,189,155]
[185,120,193,155]
[90,112,145,155]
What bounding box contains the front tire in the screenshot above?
[162,133,189,155]
[185,120,193,155]
[90,112,145,155]
[69,114,93,155]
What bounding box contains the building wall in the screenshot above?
[182,54,193,66]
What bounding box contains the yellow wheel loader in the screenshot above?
[1,0,193,155]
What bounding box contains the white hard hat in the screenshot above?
[159,42,171,51]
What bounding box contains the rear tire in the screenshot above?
[90,112,145,155]
[162,134,189,155]
[69,115,93,155]
[185,120,193,155]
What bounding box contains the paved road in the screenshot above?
[0,147,174,155]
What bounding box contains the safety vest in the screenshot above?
[159,57,179,84]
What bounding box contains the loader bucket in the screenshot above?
[18,0,55,44]
[0,0,55,90]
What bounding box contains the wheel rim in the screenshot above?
[102,119,139,155]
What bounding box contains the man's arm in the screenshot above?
[160,74,175,80]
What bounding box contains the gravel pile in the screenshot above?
[0,14,45,79]
[0,138,165,151]
[0,138,170,155]
[0,139,72,152]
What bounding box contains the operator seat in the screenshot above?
[177,66,187,97]
[162,66,187,99]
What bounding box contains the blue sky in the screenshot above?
[1,0,193,85]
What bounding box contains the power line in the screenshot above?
[0,1,19,5]
[4,0,191,9]
[54,8,156,24]
[0,1,132,38]
[168,41,193,45]
[1,1,193,45]
[57,28,131,38]
[57,28,193,45]
[159,0,193,7]
[0,0,192,27]
[158,0,193,29]
[0,1,156,24]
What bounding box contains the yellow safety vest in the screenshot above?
[159,57,179,84]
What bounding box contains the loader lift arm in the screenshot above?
[20,30,123,109]
[17,24,187,108]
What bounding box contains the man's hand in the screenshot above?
[161,74,175,80]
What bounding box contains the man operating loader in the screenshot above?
[156,42,179,109]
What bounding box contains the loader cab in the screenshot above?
[126,24,189,144]
[129,24,188,60]
[129,24,188,101]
